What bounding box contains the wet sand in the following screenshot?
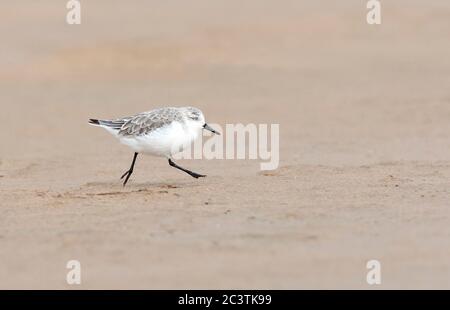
[1,1,450,289]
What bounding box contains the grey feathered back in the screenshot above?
[96,107,183,137]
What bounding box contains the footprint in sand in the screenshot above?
[259,165,291,177]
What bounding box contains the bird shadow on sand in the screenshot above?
[72,179,205,196]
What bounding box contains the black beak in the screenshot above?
[203,123,220,135]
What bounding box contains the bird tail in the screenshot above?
[89,118,101,126]
[88,118,124,130]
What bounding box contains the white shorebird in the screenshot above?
[89,107,220,186]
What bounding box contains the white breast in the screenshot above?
[117,121,201,157]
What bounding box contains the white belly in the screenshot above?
[116,122,200,157]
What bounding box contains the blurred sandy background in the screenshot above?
[1,0,450,289]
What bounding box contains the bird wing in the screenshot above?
[118,108,182,137]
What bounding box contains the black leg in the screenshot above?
[168,159,206,179]
[120,152,138,186]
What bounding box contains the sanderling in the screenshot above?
[89,107,220,186]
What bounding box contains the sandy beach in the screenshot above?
[1,1,450,289]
